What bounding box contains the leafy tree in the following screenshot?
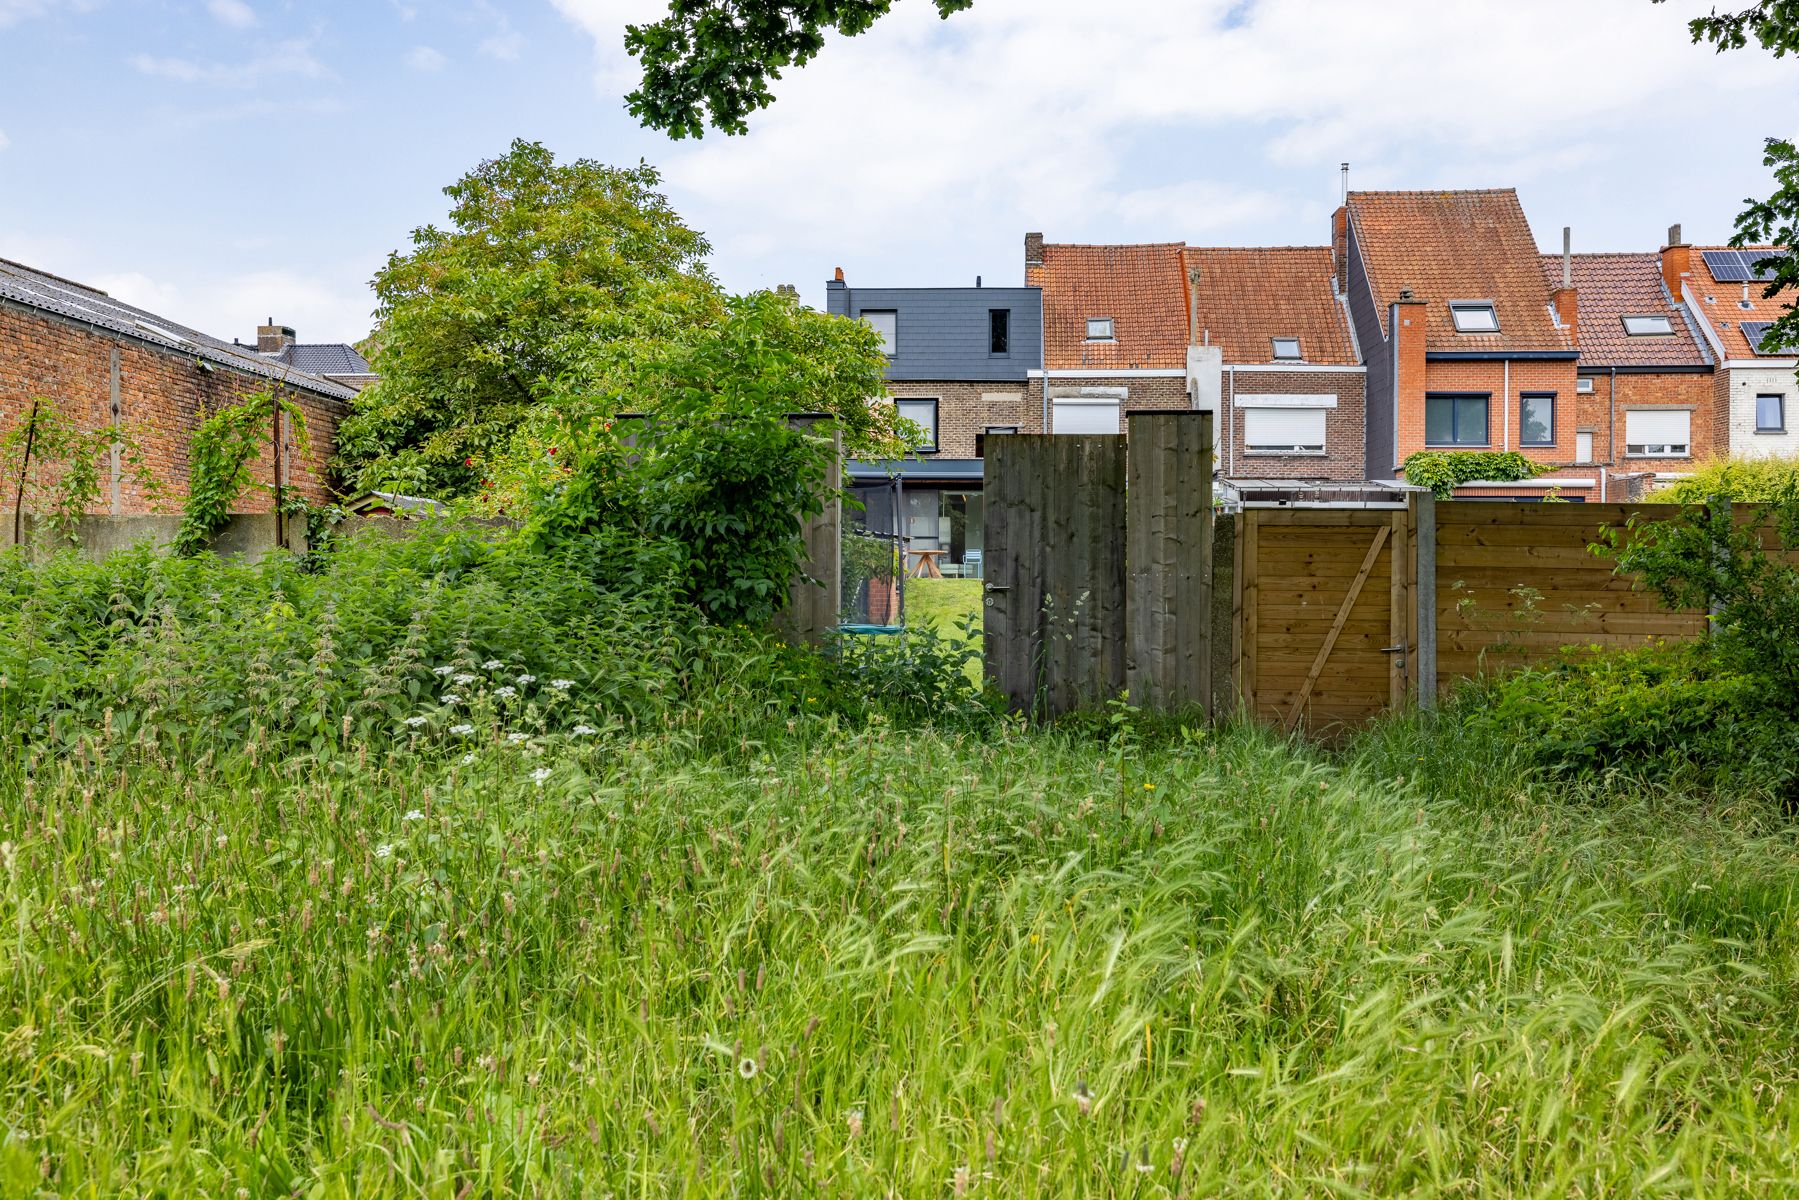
[626,0,973,138]
[335,140,717,498]
[1657,0,1799,364]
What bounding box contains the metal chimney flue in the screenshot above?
[1562,227,1572,289]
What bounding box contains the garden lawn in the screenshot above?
[5,719,1799,1197]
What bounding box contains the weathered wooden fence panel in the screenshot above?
[984,435,1127,717]
[1125,412,1213,714]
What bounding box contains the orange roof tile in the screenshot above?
[1681,245,1793,359]
[1346,189,1572,354]
[1183,246,1357,366]
[1038,242,1189,370]
[1538,252,1709,368]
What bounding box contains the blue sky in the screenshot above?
[0,0,1793,344]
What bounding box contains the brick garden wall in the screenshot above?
[0,300,347,516]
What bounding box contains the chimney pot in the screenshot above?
[833,267,844,283]
[1667,223,1683,247]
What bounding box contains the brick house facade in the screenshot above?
[1664,240,1798,461]
[1,257,355,520]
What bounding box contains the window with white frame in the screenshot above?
[1575,431,1594,464]
[1085,317,1115,341]
[894,398,938,451]
[1243,406,1327,454]
[1624,409,1690,457]
[1621,314,1673,336]
[1576,377,1595,394]
[861,310,897,354]
[1449,302,1500,333]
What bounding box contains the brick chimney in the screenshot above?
[1025,231,1045,286]
[257,320,296,353]
[1392,288,1429,470]
[1551,226,1579,344]
[1661,223,1692,300]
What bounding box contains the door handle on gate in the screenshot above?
[983,585,1009,593]
[1380,645,1406,653]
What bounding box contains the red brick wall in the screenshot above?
[1224,369,1365,480]
[0,301,346,516]
[1573,370,1716,475]
[1396,357,1581,467]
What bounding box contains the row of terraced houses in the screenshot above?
[838,188,1796,575]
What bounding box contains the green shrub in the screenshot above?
[1653,458,1799,504]
[1401,450,1544,498]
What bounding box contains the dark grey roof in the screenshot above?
[848,458,987,483]
[270,343,372,375]
[0,256,357,401]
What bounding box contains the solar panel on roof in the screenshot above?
[1702,249,1787,282]
[1741,321,1793,354]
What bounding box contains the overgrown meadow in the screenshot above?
[3,524,1799,1197]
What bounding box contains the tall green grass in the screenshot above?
[4,711,1799,1196]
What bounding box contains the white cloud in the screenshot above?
[404,45,447,72]
[95,268,374,345]
[205,0,255,29]
[132,39,328,88]
[0,129,10,152]
[0,0,96,29]
[474,1,524,60]
[537,0,1792,299]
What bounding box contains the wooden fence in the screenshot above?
[1232,498,1728,732]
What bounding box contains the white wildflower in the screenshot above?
[440,694,462,705]
[402,810,424,822]
[374,844,394,859]
[571,724,597,736]
[494,686,517,700]
[549,679,574,690]
[482,659,505,670]
[530,767,552,787]
[431,665,454,677]
[516,674,537,686]
[452,673,477,686]
[403,716,428,729]
[507,732,528,745]
[214,834,228,849]
[449,724,475,736]
[461,753,476,766]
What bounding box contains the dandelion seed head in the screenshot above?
[737,1057,757,1079]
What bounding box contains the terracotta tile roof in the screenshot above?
[1038,242,1189,370]
[1183,246,1357,366]
[1537,252,1709,368]
[1682,245,1794,359]
[1346,189,1573,354]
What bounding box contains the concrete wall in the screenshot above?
[2,512,456,561]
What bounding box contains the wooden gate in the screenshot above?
[1234,508,1416,731]
[983,435,1127,716]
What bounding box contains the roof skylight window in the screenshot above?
[1621,315,1673,336]
[1271,337,1302,360]
[1086,318,1115,341]
[1449,303,1499,333]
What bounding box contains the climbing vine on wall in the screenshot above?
[1401,451,1544,500]
[175,388,310,556]
[1,396,162,547]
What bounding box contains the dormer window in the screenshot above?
[1271,337,1302,361]
[1086,318,1115,341]
[1621,315,1673,337]
[1449,303,1499,333]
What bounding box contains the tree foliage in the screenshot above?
[1656,0,1799,371]
[339,140,904,501]
[335,140,717,498]
[625,0,974,138]
[0,397,160,547]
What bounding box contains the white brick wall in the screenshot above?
[1723,365,1799,459]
